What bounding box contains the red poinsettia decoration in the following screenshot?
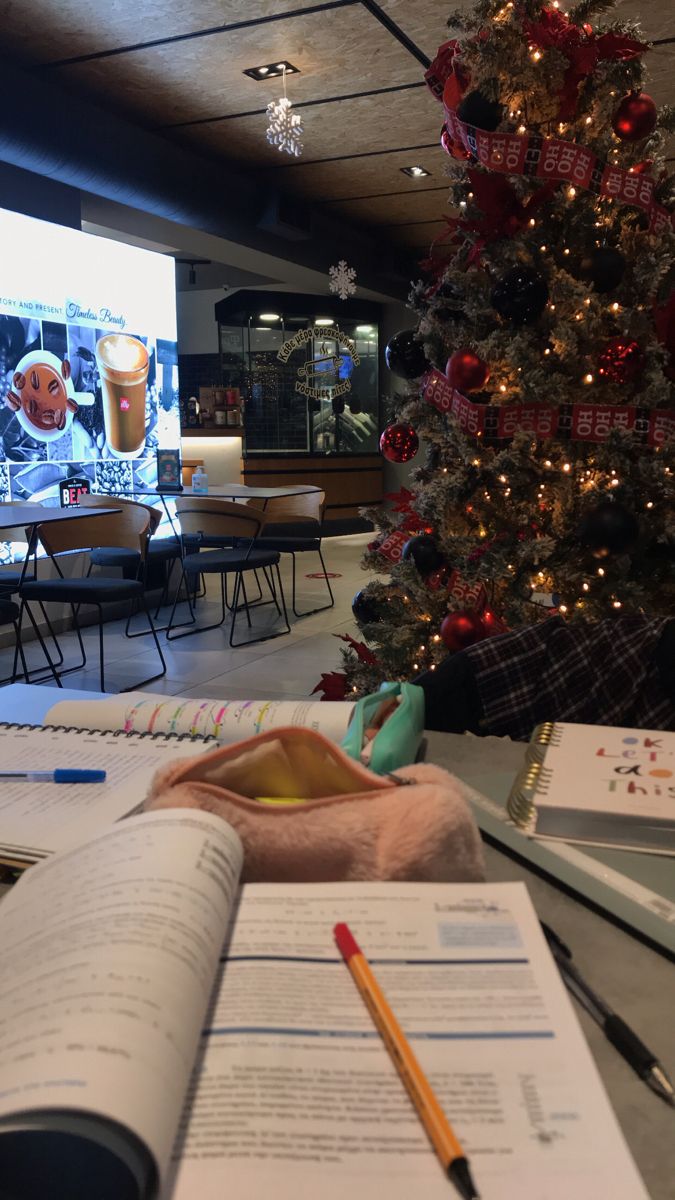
[437,170,558,267]
[312,671,348,701]
[523,9,647,120]
[336,633,378,666]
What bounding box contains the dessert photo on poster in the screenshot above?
[0,206,180,515]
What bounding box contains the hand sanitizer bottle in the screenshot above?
[191,465,208,494]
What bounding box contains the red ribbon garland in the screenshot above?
[422,368,675,447]
[444,105,673,236]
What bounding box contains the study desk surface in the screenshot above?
[0,685,673,1198]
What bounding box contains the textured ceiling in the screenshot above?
[0,0,672,262]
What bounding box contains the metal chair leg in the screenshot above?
[290,547,335,618]
[0,599,65,685]
[120,595,167,691]
[11,618,29,683]
[229,566,291,648]
[18,602,62,687]
[97,604,106,693]
[165,568,225,641]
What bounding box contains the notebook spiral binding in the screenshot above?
[507,725,559,830]
[0,721,215,743]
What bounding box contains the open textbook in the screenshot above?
[0,809,649,1200]
[45,690,355,743]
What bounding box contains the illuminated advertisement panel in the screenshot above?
[0,207,179,555]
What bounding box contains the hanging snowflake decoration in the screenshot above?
[266,97,304,158]
[329,259,357,301]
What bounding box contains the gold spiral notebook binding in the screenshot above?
[507,722,559,830]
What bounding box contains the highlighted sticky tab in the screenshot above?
[255,796,306,806]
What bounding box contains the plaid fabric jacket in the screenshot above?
[465,617,675,741]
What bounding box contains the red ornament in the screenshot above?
[440,124,470,161]
[379,422,419,464]
[439,609,487,652]
[612,92,657,142]
[481,609,508,637]
[446,349,490,393]
[597,337,644,385]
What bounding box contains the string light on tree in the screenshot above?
[331,1,675,700]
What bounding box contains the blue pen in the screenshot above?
[0,769,107,784]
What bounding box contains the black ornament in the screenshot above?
[578,247,626,294]
[348,397,362,414]
[457,88,503,132]
[491,267,549,325]
[402,535,444,575]
[577,501,639,557]
[385,330,428,380]
[352,588,382,624]
[435,282,465,322]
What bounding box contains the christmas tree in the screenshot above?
[330,0,675,700]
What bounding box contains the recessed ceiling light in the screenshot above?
[243,61,300,82]
[356,325,374,333]
[401,165,431,178]
[315,317,334,326]
[259,312,280,321]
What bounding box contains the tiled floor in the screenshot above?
[2,535,373,699]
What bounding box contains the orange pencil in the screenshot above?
[334,922,479,1200]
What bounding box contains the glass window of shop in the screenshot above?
[217,318,379,455]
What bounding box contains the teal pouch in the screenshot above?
[341,681,425,775]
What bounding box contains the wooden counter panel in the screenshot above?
[241,456,383,519]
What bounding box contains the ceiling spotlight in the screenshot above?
[243,61,300,81]
[259,312,280,321]
[315,317,334,326]
[401,166,430,178]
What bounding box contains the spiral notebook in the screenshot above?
[0,720,213,870]
[507,721,675,855]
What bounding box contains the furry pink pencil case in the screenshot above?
[145,726,484,884]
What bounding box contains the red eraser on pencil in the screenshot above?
[334,922,362,962]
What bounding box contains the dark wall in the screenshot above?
[0,160,81,229]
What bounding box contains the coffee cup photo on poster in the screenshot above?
[95,333,150,459]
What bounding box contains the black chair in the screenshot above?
[0,506,67,682]
[18,505,166,693]
[81,494,183,635]
[166,497,290,647]
[249,489,335,617]
[0,597,29,684]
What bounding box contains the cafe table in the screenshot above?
[116,483,322,541]
[0,502,122,589]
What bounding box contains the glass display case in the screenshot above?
[214,292,381,457]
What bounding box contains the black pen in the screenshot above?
[540,922,675,1107]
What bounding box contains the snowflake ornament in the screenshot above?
[266,96,304,158]
[329,259,357,301]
